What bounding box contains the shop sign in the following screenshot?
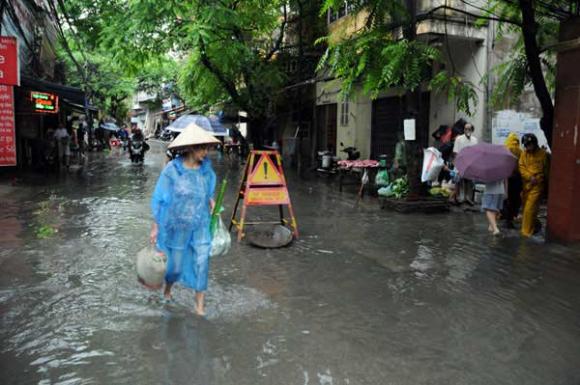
[31,91,59,113]
[0,85,16,166]
[0,36,19,86]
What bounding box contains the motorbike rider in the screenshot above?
[128,126,150,161]
[130,127,150,150]
[117,125,129,150]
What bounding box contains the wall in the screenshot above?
[315,78,374,159]
[429,36,488,142]
[546,18,580,243]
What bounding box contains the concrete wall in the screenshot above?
[429,36,488,142]
[315,79,374,159]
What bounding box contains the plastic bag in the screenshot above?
[375,169,390,187]
[421,147,444,182]
[211,216,231,257]
[136,246,167,290]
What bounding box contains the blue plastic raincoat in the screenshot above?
[151,157,216,291]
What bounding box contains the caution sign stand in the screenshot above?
[230,150,298,241]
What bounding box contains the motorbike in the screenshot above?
[340,142,361,160]
[129,139,146,163]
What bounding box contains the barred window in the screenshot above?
[340,98,349,126]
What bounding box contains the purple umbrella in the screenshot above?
[455,143,517,183]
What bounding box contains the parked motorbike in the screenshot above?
[129,139,146,163]
[340,142,361,160]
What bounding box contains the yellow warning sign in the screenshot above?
[230,150,299,241]
[246,187,290,206]
[248,153,283,185]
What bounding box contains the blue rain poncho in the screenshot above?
[151,157,216,291]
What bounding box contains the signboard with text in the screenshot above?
[31,91,59,113]
[0,36,19,86]
[0,85,16,166]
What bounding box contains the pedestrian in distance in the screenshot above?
[482,179,506,235]
[519,133,549,237]
[450,123,478,204]
[53,123,71,170]
[391,132,407,178]
[150,124,220,316]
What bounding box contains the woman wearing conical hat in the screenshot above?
[150,123,220,315]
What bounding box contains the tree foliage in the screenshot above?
[478,0,559,109]
[95,0,293,133]
[53,0,180,121]
[318,0,479,116]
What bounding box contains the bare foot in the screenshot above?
[492,228,501,236]
[195,305,206,316]
[163,285,173,301]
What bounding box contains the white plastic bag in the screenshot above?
[211,216,231,257]
[421,147,444,182]
[136,246,167,289]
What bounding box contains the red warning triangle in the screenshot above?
[248,154,283,185]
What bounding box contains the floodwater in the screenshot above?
[1,143,580,385]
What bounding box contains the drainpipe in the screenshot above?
[484,19,494,142]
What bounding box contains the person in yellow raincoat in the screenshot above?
[503,133,523,228]
[518,133,549,237]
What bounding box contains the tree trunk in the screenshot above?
[403,0,425,199]
[519,0,554,146]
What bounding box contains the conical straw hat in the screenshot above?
[168,123,220,150]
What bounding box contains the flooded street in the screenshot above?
[1,143,580,385]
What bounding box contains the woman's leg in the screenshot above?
[164,282,174,299]
[486,210,500,234]
[195,291,205,316]
[164,247,184,299]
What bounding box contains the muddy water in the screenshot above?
[1,143,580,385]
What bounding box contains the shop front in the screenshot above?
[14,77,95,170]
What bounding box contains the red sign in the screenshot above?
[0,36,19,86]
[246,187,290,206]
[0,85,16,166]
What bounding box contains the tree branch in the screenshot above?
[265,3,288,61]
[198,38,244,108]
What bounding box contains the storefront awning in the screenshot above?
[62,99,98,113]
[20,76,93,108]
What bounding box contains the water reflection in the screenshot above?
[0,145,579,384]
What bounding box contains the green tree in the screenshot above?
[51,0,179,122]
[94,0,297,144]
[318,0,482,196]
[320,0,579,148]
[480,0,577,146]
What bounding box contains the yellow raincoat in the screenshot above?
[518,148,548,237]
[505,133,522,159]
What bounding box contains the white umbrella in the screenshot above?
[166,114,227,136]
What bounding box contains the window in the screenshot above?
[327,1,351,24]
[340,98,349,126]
